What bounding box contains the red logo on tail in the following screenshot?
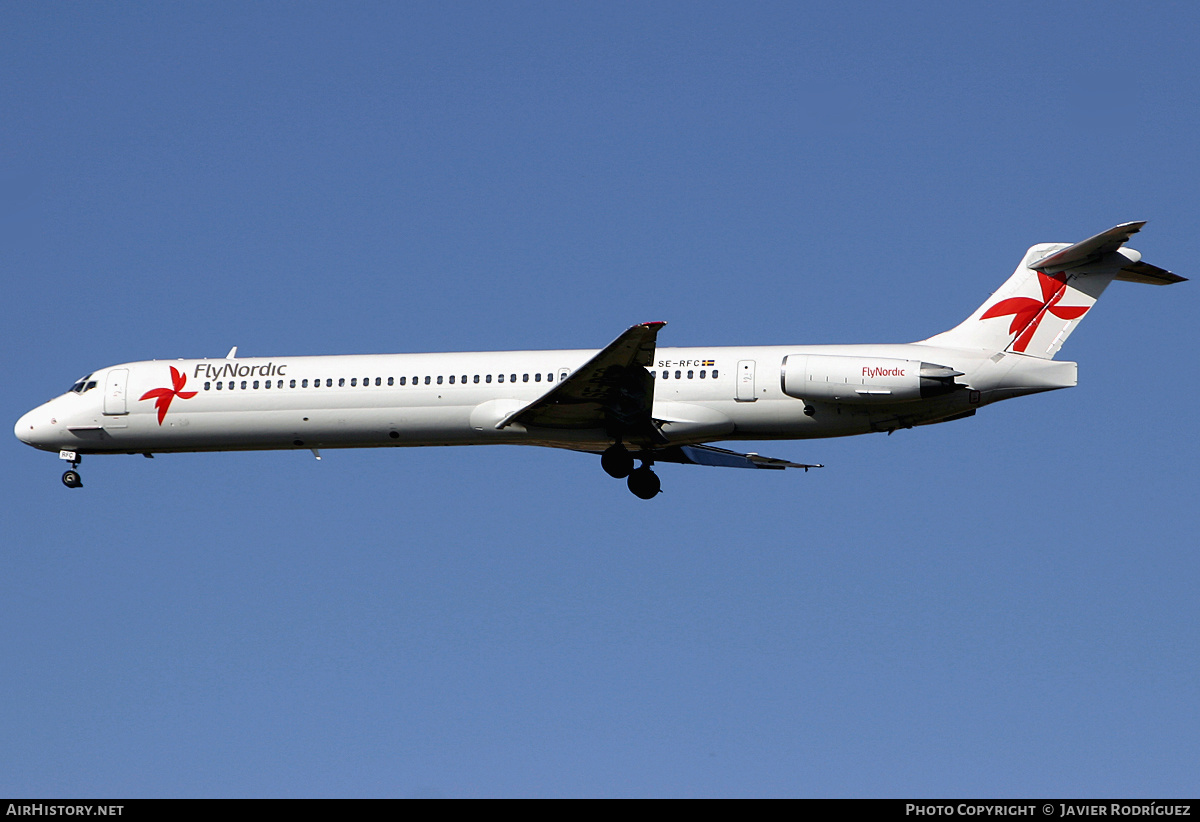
[140,366,197,424]
[980,271,1089,353]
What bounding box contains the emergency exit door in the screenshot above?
[736,360,756,402]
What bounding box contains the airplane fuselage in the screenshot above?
[14,341,1073,458]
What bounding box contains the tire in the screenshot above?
[626,467,660,499]
[601,444,634,479]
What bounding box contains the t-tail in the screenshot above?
[921,222,1185,358]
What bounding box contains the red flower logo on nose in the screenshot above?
[140,366,197,424]
[980,271,1090,353]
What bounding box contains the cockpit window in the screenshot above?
[70,374,95,393]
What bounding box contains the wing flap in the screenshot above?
[657,444,823,471]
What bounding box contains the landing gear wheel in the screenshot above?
[627,466,661,499]
[62,470,82,489]
[601,443,634,478]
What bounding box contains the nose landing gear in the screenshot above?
[59,450,82,488]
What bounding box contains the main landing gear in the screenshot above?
[601,443,661,499]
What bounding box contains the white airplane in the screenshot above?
[15,222,1184,498]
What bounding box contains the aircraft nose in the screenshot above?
[15,406,56,450]
[15,410,36,445]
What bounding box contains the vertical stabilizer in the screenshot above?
[919,222,1180,358]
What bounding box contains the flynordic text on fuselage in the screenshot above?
[195,362,288,380]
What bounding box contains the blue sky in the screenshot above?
[3,2,1197,797]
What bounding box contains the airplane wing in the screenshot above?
[497,322,667,443]
[653,444,823,471]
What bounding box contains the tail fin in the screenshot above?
[921,222,1185,358]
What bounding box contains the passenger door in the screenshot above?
[103,369,129,415]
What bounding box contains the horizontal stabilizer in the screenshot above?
[1030,221,1145,273]
[1116,259,1187,285]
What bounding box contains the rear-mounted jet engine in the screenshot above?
[781,354,963,403]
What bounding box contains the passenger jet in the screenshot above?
[15,222,1183,498]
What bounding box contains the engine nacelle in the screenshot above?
[781,354,961,403]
